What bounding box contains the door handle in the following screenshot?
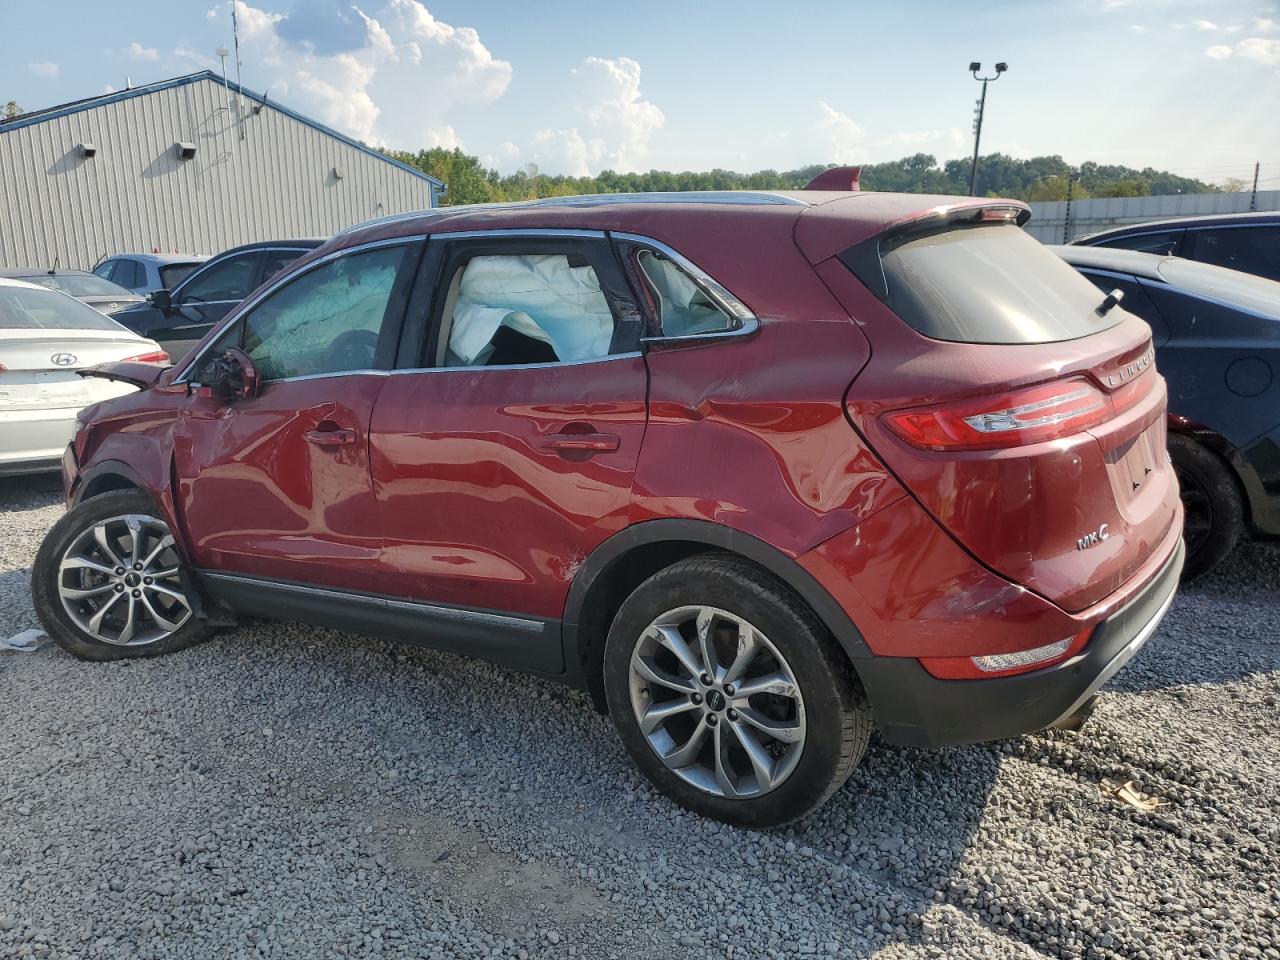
[540,431,621,454]
[304,427,358,446]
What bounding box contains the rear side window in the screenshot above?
[93,260,117,280]
[160,262,200,289]
[1096,230,1183,256]
[846,223,1124,344]
[1188,226,1280,282]
[636,250,734,336]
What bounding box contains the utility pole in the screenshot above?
[1063,173,1075,244]
[1250,161,1260,212]
[967,61,1008,197]
[231,2,246,140]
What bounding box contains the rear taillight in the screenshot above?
[883,378,1115,451]
[122,350,171,364]
[919,628,1093,679]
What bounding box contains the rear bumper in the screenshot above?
[0,406,78,475]
[857,536,1184,747]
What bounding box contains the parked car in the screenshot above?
[33,189,1184,827]
[110,239,323,361]
[1071,210,1280,282]
[1054,244,1280,580]
[0,268,143,315]
[92,253,209,295]
[0,277,166,476]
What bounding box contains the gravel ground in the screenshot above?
[2,473,1278,960]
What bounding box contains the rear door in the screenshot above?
[807,209,1179,612]
[174,240,421,593]
[367,230,647,668]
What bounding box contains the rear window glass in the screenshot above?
[160,262,201,289]
[1096,230,1182,256]
[23,273,133,298]
[852,223,1124,344]
[0,285,124,330]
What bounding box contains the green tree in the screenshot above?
[3,100,23,119]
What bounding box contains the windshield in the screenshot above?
[0,285,126,330]
[23,273,136,299]
[861,223,1125,344]
[160,262,203,289]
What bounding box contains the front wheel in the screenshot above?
[603,554,871,828]
[32,490,211,660]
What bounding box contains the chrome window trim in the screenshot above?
[176,236,418,385]
[611,231,760,343]
[427,228,607,241]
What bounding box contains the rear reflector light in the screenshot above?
[919,629,1092,679]
[122,350,171,364]
[883,378,1114,451]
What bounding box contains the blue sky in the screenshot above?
[3,0,1278,186]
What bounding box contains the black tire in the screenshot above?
[603,554,871,828]
[1169,434,1245,582]
[31,490,211,661]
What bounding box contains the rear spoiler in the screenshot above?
[78,361,169,390]
[803,165,861,191]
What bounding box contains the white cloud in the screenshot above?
[1129,24,1147,33]
[526,57,664,175]
[425,125,463,149]
[201,0,511,146]
[1205,37,1280,65]
[28,62,59,78]
[817,101,865,160]
[127,41,159,62]
[1193,18,1219,31]
[1252,17,1276,32]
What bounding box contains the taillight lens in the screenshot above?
[122,350,171,364]
[883,378,1114,451]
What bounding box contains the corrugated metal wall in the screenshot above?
[1026,190,1280,243]
[0,78,437,269]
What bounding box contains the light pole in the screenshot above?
[968,61,1007,197]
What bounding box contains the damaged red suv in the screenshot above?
[33,183,1184,826]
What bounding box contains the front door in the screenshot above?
[368,232,648,668]
[174,240,421,593]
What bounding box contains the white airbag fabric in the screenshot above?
[448,255,613,364]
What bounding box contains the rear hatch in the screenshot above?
[803,202,1179,612]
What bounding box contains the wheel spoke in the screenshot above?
[59,583,116,601]
[639,697,699,734]
[711,722,739,799]
[126,517,144,569]
[632,653,695,693]
[114,595,138,644]
[731,671,797,700]
[722,621,759,686]
[61,555,117,578]
[140,590,185,632]
[145,581,188,604]
[735,706,804,744]
[92,526,124,567]
[141,535,175,571]
[87,590,125,636]
[652,624,704,680]
[694,608,720,681]
[148,566,181,581]
[661,720,710,769]
[730,720,777,791]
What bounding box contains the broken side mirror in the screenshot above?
[195,347,261,402]
[149,288,172,311]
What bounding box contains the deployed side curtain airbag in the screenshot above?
[448,254,613,364]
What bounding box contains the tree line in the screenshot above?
[387,146,1222,206]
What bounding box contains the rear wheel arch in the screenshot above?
[562,519,871,713]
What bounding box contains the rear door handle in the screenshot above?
[540,432,621,454]
[304,427,358,446]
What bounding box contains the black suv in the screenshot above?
[111,240,323,360]
[1071,211,1280,282]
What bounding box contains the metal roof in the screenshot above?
[0,71,444,189]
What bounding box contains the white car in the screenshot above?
[0,277,168,476]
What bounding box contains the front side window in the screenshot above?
[1189,226,1280,282]
[635,250,734,337]
[180,254,261,302]
[239,245,406,381]
[1097,230,1182,256]
[440,253,616,367]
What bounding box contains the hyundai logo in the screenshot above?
[50,353,78,366]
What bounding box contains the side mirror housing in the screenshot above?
[195,347,261,402]
[149,288,172,311]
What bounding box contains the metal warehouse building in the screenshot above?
[0,71,443,270]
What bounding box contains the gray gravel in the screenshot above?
[2,473,1278,959]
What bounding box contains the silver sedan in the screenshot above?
[0,278,167,476]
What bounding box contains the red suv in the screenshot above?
[33,187,1184,827]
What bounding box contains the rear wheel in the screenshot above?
[32,490,210,660]
[603,554,871,828]
[1169,434,1244,582]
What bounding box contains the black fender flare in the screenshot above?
[561,518,872,703]
[74,459,150,505]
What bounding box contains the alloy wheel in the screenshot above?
[56,514,193,647]
[627,604,806,799]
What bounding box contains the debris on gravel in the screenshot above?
[2,473,1278,959]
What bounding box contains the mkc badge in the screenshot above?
[1076,523,1110,551]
